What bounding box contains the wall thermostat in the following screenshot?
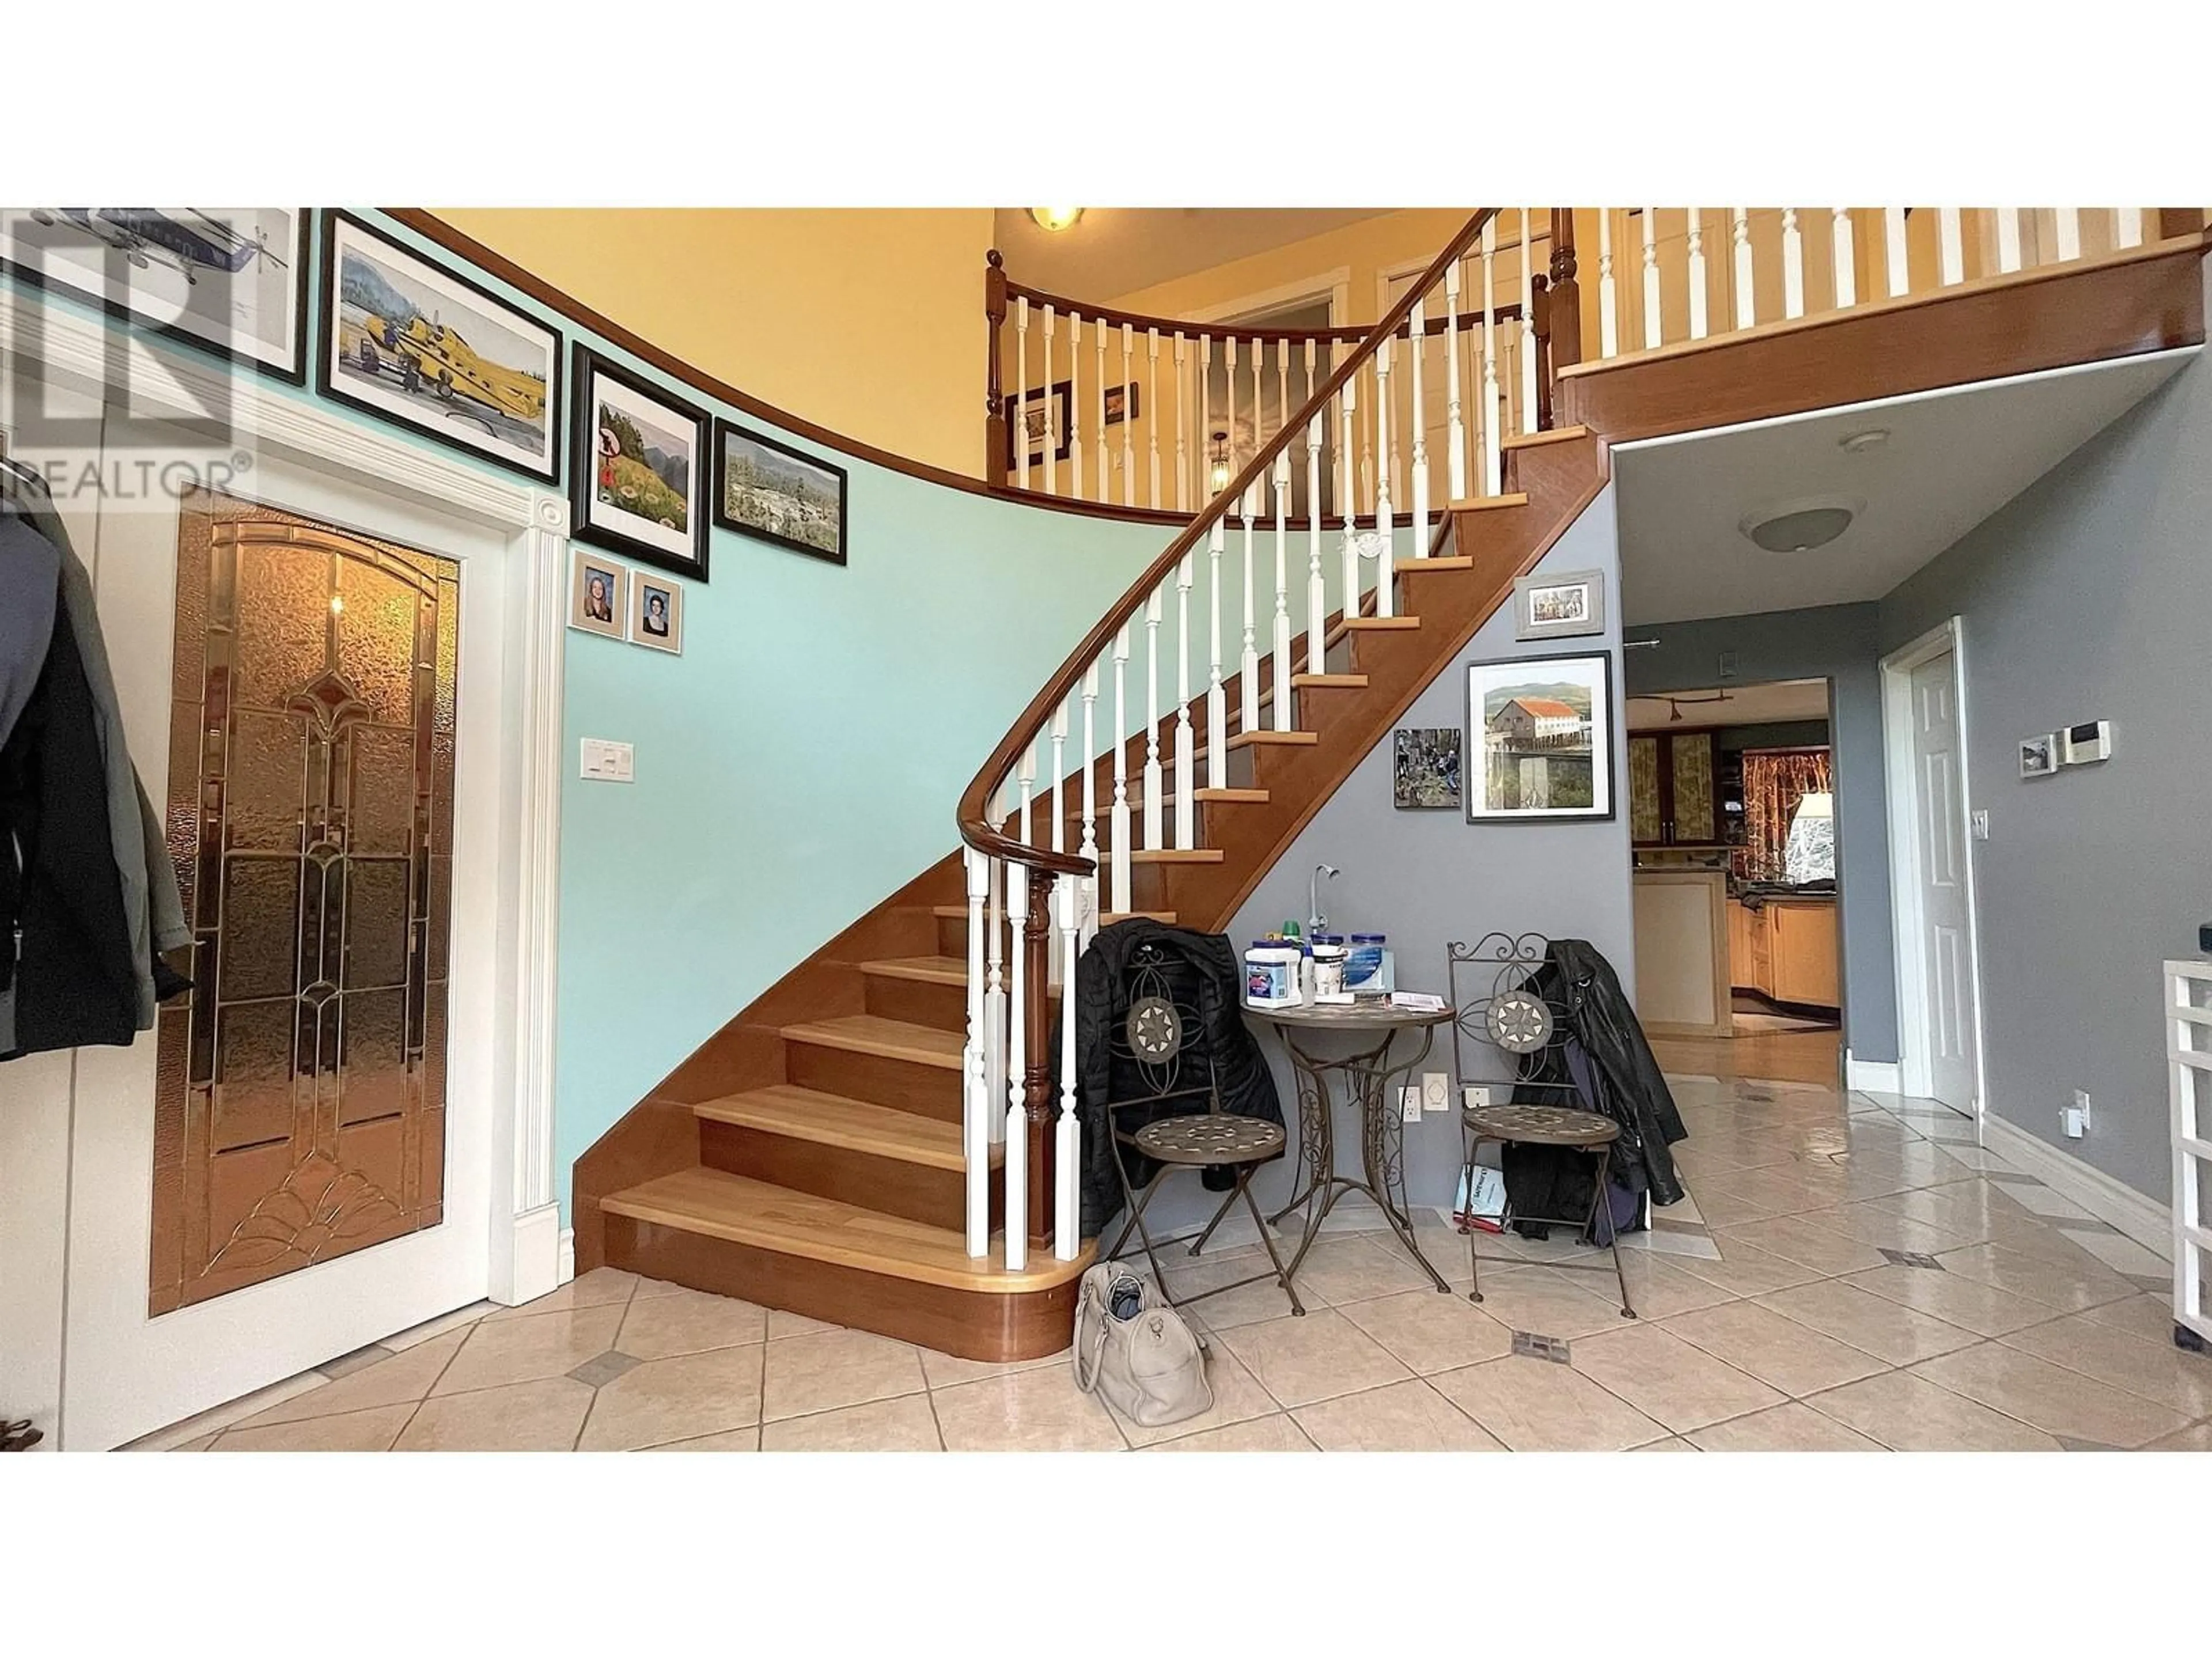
[2059,720,2113,765]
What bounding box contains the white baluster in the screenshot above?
[1143,583,1163,849]
[1339,370,1361,603]
[1225,335,1239,503]
[961,847,990,1256]
[1938,209,1964,286]
[1174,552,1195,851]
[1014,295,1031,491]
[1831,209,1856,309]
[1003,851,1027,1274]
[1373,334,1396,618]
[1407,299,1429,543]
[1885,207,1909,297]
[1110,627,1131,918]
[1173,332,1189,512]
[1050,702,1067,857]
[1146,327,1161,509]
[983,855,1006,1143]
[1641,207,1661,349]
[2115,208,2143,249]
[1732,209,1755,328]
[1480,218,1502,494]
[1251,336,1266,497]
[1094,317,1109,503]
[1120,322,1135,505]
[1240,485,1260,730]
[1444,261,1468,498]
[1067,308,1082,498]
[1596,209,1618,358]
[1206,520,1226,789]
[1995,208,2023,274]
[1080,661,1100,942]
[1306,381,1326,678]
[1782,208,1805,319]
[1018,740,1035,850]
[1686,208,1709,340]
[2055,208,2082,263]
[1054,871,1080,1261]
[1517,207,1538,434]
[1272,449,1293,732]
[1041,305,1057,497]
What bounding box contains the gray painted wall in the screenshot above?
[1623,603,1897,1065]
[1879,329,2212,1202]
[1135,486,1633,1230]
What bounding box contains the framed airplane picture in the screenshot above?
[0,207,310,381]
[571,346,711,581]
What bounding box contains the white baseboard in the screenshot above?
[1846,1054,1902,1094]
[492,1202,564,1306]
[557,1228,576,1287]
[1979,1114,2172,1261]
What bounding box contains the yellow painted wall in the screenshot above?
[1104,209,1478,324]
[435,208,994,478]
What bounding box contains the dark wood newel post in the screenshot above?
[1531,272,1553,431]
[2158,208,2205,240]
[985,249,1009,485]
[1544,208,1582,427]
[1021,863,1056,1244]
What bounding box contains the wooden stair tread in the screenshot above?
[1228,729,1320,749]
[692,1084,992,1170]
[1397,555,1474,572]
[1444,491,1531,512]
[859,955,967,986]
[1339,615,1421,630]
[1291,672,1368,688]
[603,1168,1085,1293]
[1102,910,1177,923]
[1501,424,1590,449]
[780,1014,964,1070]
[1128,847,1224,864]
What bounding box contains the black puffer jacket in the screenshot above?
[1071,919,1282,1237]
[1504,938,1688,1233]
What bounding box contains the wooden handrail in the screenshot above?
[957,208,1501,878]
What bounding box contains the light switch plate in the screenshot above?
[1970,809,1990,842]
[1423,1072,1450,1115]
[1462,1084,1492,1111]
[580,738,634,782]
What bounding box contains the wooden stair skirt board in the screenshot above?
[603,1169,1088,1362]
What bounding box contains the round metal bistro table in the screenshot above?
[1254,1001,1456,1296]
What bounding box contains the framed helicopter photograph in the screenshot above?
[0,207,311,381]
[316,211,562,482]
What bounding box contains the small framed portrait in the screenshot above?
[628,572,685,654]
[715,422,848,566]
[569,550,627,639]
[1393,728,1463,809]
[1512,567,1607,641]
[1467,650,1615,823]
[571,345,710,581]
[2020,733,2059,778]
[1103,382,1141,426]
[1003,380,1073,471]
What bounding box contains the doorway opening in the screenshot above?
[1626,676,1844,1086]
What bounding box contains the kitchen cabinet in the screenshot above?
[1727,896,1838,1010]
[1628,730,1717,846]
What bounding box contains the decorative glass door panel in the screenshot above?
[150,493,459,1315]
[1669,731,1716,842]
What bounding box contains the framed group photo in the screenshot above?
[1512,567,1607,642]
[715,422,847,566]
[1,207,310,381]
[571,345,711,581]
[1465,650,1616,824]
[318,211,561,481]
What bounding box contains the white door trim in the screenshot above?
[1878,616,1988,1118]
[1183,266,1353,330]
[1,284,566,1442]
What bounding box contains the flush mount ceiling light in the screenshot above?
[1738,495,1861,554]
[1839,427,1891,454]
[1029,207,1085,232]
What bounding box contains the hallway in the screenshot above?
[130,1071,2207,1453]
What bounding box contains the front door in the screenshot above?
[1908,650,1980,1112]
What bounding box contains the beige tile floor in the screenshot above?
[138,1075,2212,1452]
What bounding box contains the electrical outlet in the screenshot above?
[1423,1072,1450,1115]
[1401,1086,1422,1123]
[1463,1084,1492,1111]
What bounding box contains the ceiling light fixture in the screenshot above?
[1029,207,1085,233]
[1738,495,1861,555]
[1839,427,1891,454]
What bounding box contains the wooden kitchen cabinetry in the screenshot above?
[1728,896,1838,1009]
[1629,730,1717,846]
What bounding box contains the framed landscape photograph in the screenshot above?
[628,570,685,655]
[715,422,847,566]
[567,548,627,640]
[1465,651,1615,823]
[571,346,710,580]
[1003,380,1073,471]
[0,207,310,381]
[1512,567,1607,641]
[319,211,560,480]
[1393,728,1463,809]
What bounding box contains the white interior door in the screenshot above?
[50,415,514,1450]
[1908,650,1980,1112]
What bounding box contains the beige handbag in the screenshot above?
[1071,1262,1213,1427]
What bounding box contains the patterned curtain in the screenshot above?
[1741,749,1832,882]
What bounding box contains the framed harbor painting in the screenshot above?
[571,345,710,580]
[319,211,560,480]
[715,422,847,566]
[1465,651,1615,823]
[0,207,310,380]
